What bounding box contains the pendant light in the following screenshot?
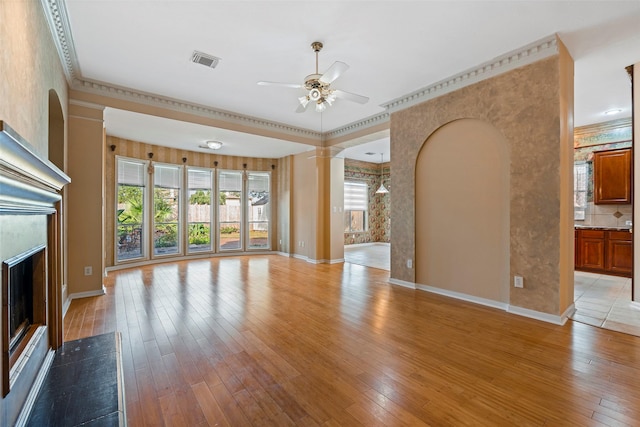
[375,153,389,194]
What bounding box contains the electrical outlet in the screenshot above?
[514,275,524,288]
[407,259,413,269]
[84,266,92,276]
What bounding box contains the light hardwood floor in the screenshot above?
[64,255,640,426]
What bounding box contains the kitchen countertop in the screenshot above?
[574,225,631,231]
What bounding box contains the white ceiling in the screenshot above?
[60,1,640,162]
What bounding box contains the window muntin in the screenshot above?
[218,170,243,251]
[187,168,214,253]
[247,172,270,250]
[153,164,182,256]
[116,158,147,262]
[574,162,588,220]
[344,181,368,232]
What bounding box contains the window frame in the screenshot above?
[115,156,149,264]
[344,180,368,233]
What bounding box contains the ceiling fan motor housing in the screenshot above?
[309,88,322,101]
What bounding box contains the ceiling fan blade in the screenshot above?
[319,61,349,84]
[334,89,369,104]
[257,81,303,89]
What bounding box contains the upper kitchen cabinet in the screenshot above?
[594,147,632,204]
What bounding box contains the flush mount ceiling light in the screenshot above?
[258,41,369,113]
[375,153,389,194]
[604,108,623,115]
[204,140,223,150]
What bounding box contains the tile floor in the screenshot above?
[572,271,640,337]
[344,243,390,271]
[344,244,640,337]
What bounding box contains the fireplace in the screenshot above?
[2,245,47,395]
[0,120,70,423]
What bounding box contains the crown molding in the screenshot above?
[41,0,559,144]
[40,0,80,82]
[325,112,390,140]
[381,35,559,114]
[71,78,322,141]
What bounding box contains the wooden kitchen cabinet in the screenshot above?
[605,230,633,275]
[575,228,632,277]
[593,148,632,204]
[577,229,605,270]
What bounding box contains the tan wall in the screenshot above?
[330,157,345,261]
[0,1,69,424]
[292,151,318,260]
[105,136,278,266]
[634,63,640,302]
[277,156,292,253]
[416,119,509,303]
[391,42,574,316]
[557,38,575,313]
[67,103,105,295]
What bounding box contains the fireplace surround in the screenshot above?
[0,121,70,419]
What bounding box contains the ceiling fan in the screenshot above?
[258,41,369,113]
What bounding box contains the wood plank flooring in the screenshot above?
[64,255,640,426]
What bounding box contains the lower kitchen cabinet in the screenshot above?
[575,228,632,277]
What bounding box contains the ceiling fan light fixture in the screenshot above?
[315,101,327,113]
[206,140,223,150]
[298,95,310,108]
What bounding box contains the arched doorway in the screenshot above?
[415,118,509,303]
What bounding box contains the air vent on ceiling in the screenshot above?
[364,152,376,156]
[191,50,221,69]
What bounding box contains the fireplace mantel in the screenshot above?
[0,121,70,215]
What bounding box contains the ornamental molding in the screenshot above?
[40,0,80,83]
[381,35,559,114]
[41,0,560,142]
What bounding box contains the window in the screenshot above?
[116,158,147,262]
[344,181,368,232]
[154,164,181,256]
[218,170,243,251]
[574,162,588,220]
[247,172,270,249]
[187,168,214,253]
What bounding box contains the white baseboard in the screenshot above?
[390,278,573,326]
[508,302,575,326]
[388,278,416,289]
[63,285,107,316]
[416,283,509,311]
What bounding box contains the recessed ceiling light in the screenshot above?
[604,108,623,115]
[206,140,223,150]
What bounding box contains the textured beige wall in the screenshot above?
[416,119,509,303]
[391,48,573,315]
[105,136,278,266]
[0,2,68,425]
